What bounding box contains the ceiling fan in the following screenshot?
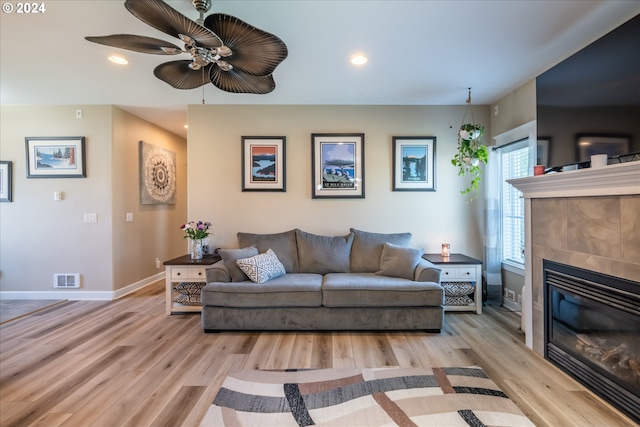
[86,0,288,94]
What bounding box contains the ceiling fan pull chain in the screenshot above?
[202,67,206,104]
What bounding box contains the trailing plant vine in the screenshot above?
[451,89,488,201]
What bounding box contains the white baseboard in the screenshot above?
[502,298,522,313]
[113,272,165,299]
[0,272,165,301]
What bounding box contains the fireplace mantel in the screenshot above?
[508,161,640,199]
[508,161,640,350]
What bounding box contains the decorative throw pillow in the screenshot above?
[443,282,475,297]
[237,230,299,273]
[375,242,422,280]
[350,228,412,273]
[219,246,259,282]
[236,249,286,284]
[173,282,205,295]
[295,229,354,274]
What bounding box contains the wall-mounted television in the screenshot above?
[536,13,640,170]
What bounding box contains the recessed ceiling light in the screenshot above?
[184,124,189,129]
[351,54,368,65]
[108,55,128,65]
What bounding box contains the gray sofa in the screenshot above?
[201,228,444,332]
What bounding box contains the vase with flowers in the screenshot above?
[180,220,212,260]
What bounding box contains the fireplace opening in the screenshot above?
[543,260,640,423]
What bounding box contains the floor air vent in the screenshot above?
[53,273,80,288]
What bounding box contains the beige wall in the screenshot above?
[490,79,536,138]
[490,79,537,308]
[187,104,489,258]
[0,105,186,297]
[111,107,188,291]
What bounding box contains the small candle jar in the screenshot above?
[441,243,450,257]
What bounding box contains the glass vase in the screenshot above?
[190,238,204,260]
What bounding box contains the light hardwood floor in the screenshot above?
[0,281,635,427]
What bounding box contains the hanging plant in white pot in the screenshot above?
[451,89,488,200]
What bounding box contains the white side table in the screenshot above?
[423,253,483,314]
[164,254,220,315]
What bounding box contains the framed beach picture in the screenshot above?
[311,133,364,199]
[392,136,436,191]
[0,161,12,202]
[242,136,286,191]
[25,136,86,178]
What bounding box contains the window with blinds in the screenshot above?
[500,140,529,265]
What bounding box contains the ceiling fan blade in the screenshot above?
[210,66,276,94]
[85,34,182,55]
[124,0,222,48]
[204,13,288,76]
[154,60,211,89]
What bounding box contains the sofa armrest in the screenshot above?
[414,258,441,283]
[205,260,231,283]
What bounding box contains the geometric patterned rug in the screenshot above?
[201,367,535,426]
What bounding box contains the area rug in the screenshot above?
[201,367,535,426]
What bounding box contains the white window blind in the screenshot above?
[500,140,529,265]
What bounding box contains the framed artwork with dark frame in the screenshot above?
[241,136,286,192]
[392,136,436,191]
[311,133,364,199]
[0,161,12,202]
[576,134,630,162]
[25,136,86,178]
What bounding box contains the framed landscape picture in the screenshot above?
[311,133,364,199]
[242,136,286,191]
[392,136,436,191]
[25,136,86,178]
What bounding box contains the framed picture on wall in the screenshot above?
[139,141,177,205]
[241,136,286,191]
[311,133,365,199]
[392,136,436,191]
[0,161,12,202]
[25,136,86,178]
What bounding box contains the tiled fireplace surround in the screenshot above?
[509,161,640,354]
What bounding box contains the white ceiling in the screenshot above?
[2,1,639,139]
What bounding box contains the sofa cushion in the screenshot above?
[322,273,443,307]
[375,243,422,280]
[219,246,259,282]
[201,273,323,307]
[296,229,354,274]
[237,230,299,273]
[350,228,412,273]
[236,249,287,284]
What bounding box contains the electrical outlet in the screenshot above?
[506,289,515,301]
[155,258,162,269]
[83,213,97,223]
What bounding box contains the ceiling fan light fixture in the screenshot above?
[108,55,128,65]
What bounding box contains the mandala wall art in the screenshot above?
[139,141,176,205]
